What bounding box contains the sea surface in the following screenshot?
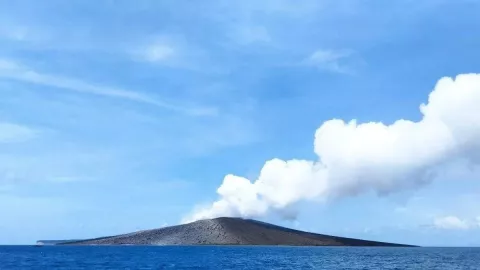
[0,246,479,269]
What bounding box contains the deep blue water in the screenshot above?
[0,246,479,269]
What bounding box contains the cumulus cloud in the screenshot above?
[434,216,472,230]
[183,73,480,223]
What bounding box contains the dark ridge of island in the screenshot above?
[53,217,415,247]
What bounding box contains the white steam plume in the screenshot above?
[183,74,480,223]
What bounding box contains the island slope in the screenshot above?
[60,217,414,246]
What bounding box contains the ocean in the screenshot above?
[0,246,479,269]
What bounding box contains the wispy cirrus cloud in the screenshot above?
[132,36,177,64]
[130,35,220,74]
[303,49,355,74]
[0,122,37,143]
[228,25,272,45]
[0,25,30,41]
[139,43,176,63]
[433,216,476,230]
[0,59,216,116]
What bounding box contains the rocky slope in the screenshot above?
[60,217,413,246]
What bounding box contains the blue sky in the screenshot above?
[1,0,480,246]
